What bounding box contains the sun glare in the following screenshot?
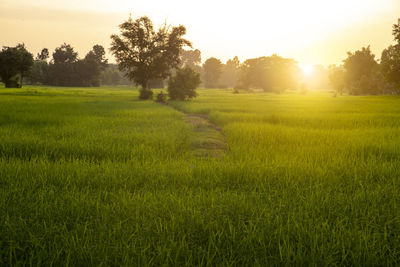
[300,64,314,76]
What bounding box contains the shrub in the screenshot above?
[155,91,167,103]
[168,67,201,100]
[139,88,153,100]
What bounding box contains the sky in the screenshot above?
[0,0,399,66]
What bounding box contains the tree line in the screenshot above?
[1,16,400,99]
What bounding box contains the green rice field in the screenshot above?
[0,86,399,265]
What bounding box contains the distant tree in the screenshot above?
[328,66,345,95]
[220,56,240,88]
[36,48,49,61]
[30,60,49,84]
[92,45,108,69]
[343,46,381,95]
[381,19,400,93]
[31,48,50,84]
[79,49,103,86]
[179,49,201,69]
[52,43,78,64]
[381,45,400,91]
[202,57,223,88]
[110,16,191,99]
[0,44,34,88]
[49,43,78,86]
[110,70,122,85]
[236,55,298,93]
[168,67,201,100]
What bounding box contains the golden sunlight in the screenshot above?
[300,64,314,76]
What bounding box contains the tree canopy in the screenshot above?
[0,44,33,88]
[202,57,223,88]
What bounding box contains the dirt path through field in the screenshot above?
[183,114,227,158]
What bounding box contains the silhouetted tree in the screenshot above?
[0,44,33,88]
[110,16,191,99]
[92,45,108,69]
[49,43,78,86]
[168,67,201,100]
[52,43,78,64]
[202,57,223,88]
[343,46,381,95]
[36,48,49,61]
[79,49,102,86]
[46,43,106,87]
[381,19,400,93]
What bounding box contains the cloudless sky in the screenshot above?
[1,0,399,66]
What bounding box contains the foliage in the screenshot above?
[92,44,108,70]
[155,91,167,103]
[202,57,223,88]
[380,20,400,93]
[47,44,106,87]
[236,55,299,93]
[36,48,49,61]
[110,16,191,99]
[343,46,381,95]
[220,56,240,88]
[139,88,153,100]
[0,44,34,88]
[392,19,400,44]
[168,67,201,100]
[101,68,122,85]
[179,49,202,70]
[381,45,400,92]
[30,60,49,84]
[328,66,345,95]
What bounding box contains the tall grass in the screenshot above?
[0,86,399,265]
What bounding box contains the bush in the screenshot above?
[155,91,167,103]
[139,88,153,100]
[168,67,201,101]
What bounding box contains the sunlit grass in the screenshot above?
[0,86,399,265]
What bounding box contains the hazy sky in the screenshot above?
[1,0,399,66]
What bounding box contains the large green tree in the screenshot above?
[110,16,191,99]
[0,44,33,88]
